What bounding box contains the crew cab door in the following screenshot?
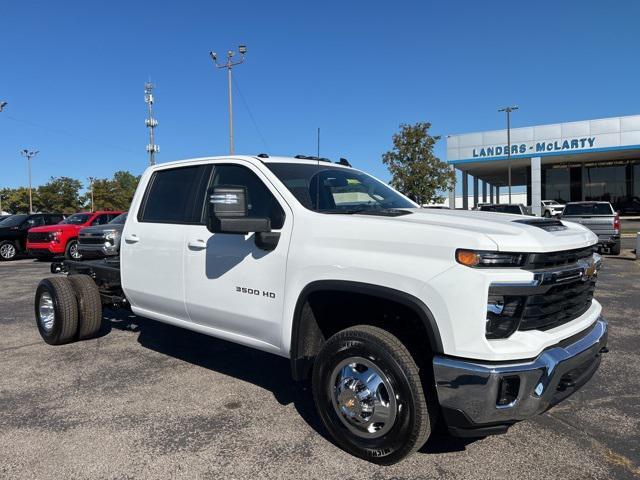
[183,161,292,349]
[122,165,210,321]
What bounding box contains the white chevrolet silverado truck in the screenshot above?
[35,155,608,464]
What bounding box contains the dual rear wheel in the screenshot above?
[35,275,102,345]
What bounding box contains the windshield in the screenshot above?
[543,200,559,205]
[109,213,127,225]
[563,203,614,216]
[61,213,92,225]
[265,163,416,213]
[0,214,28,227]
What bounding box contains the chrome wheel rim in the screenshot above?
[38,291,55,332]
[0,243,16,259]
[330,356,398,439]
[70,242,81,259]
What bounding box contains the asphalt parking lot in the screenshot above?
[1,240,639,479]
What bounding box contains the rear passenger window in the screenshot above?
[140,166,202,223]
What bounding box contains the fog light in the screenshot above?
[486,295,523,339]
[497,376,520,407]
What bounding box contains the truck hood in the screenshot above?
[0,226,22,237]
[29,224,82,233]
[374,208,597,252]
[80,224,124,235]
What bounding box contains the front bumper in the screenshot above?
[596,234,620,247]
[78,243,118,258]
[27,242,64,256]
[433,317,608,437]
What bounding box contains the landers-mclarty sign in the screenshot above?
[472,136,596,158]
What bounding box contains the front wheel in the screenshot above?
[65,239,82,260]
[312,326,433,465]
[0,240,17,261]
[544,210,551,218]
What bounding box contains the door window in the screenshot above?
[140,166,206,224]
[26,216,45,227]
[208,165,285,229]
[46,215,64,225]
[91,214,111,226]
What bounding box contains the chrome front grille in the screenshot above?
[524,246,595,270]
[519,279,596,331]
[489,249,600,333]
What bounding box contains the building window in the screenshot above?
[584,165,626,208]
[543,167,571,203]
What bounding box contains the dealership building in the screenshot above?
[446,114,640,216]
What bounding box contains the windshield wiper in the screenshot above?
[323,207,412,217]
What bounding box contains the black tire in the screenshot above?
[68,274,103,340]
[610,242,621,255]
[65,239,82,260]
[312,326,433,465]
[0,240,18,261]
[35,277,79,345]
[543,210,551,218]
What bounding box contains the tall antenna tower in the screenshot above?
[144,82,159,165]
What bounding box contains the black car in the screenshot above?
[0,213,65,261]
[477,203,533,215]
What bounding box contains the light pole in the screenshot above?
[87,177,95,212]
[144,82,159,166]
[209,45,247,155]
[21,149,39,214]
[498,105,518,203]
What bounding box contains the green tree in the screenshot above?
[37,177,83,214]
[0,187,33,214]
[87,171,140,211]
[382,122,455,205]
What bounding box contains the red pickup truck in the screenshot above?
[27,211,123,260]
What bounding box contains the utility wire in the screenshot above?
[2,115,139,155]
[231,75,270,152]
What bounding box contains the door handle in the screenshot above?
[188,239,207,250]
[124,234,140,243]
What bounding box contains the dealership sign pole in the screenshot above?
[498,105,518,203]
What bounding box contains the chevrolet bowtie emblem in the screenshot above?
[584,262,597,280]
[579,256,598,281]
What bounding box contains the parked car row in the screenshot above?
[0,211,125,261]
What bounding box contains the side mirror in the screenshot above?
[206,185,271,235]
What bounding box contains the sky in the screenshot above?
[1,0,640,194]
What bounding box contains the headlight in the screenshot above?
[104,231,117,240]
[486,294,523,339]
[456,249,526,268]
[50,230,63,242]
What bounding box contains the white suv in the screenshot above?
[35,155,608,464]
[542,200,565,217]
